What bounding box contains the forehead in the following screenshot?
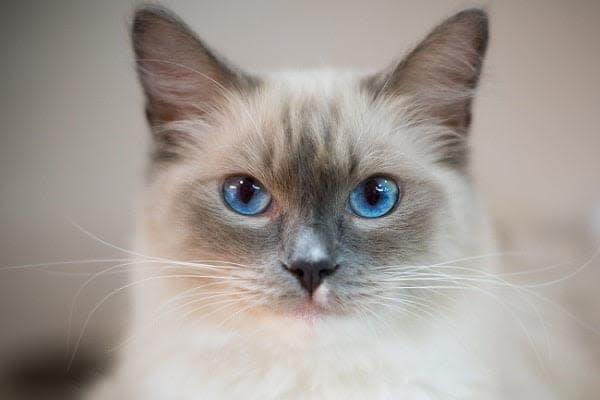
[207,73,431,204]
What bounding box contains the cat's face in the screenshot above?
[132,7,490,322]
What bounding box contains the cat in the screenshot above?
[88,5,597,399]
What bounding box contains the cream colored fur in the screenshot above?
[88,7,600,399]
[89,72,578,400]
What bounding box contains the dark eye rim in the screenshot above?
[348,174,403,219]
[221,174,272,216]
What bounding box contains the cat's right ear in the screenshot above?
[131,6,255,126]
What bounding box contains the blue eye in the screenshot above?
[223,176,271,215]
[349,176,400,218]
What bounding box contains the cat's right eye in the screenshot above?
[222,176,271,216]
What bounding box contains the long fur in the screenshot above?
[87,7,599,399]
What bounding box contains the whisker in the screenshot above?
[66,259,244,349]
[178,294,262,327]
[383,279,547,364]
[0,258,131,272]
[67,219,255,270]
[67,273,244,371]
[113,288,254,351]
[520,246,600,288]
[213,300,261,330]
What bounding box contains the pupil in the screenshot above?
[363,179,381,206]
[238,178,256,204]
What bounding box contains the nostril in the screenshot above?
[282,262,305,279]
[282,260,338,294]
[319,264,339,280]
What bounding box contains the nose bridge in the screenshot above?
[283,222,338,294]
[286,223,333,264]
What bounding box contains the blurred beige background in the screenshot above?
[1,0,599,393]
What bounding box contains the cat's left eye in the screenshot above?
[349,176,400,218]
[223,175,271,216]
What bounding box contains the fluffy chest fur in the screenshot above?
[96,302,506,400]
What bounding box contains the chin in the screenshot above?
[286,302,334,322]
[253,287,342,324]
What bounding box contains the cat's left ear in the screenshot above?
[365,9,489,135]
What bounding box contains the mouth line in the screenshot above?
[286,294,337,319]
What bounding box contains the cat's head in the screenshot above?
[131,6,491,323]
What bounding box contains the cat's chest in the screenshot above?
[108,321,496,400]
